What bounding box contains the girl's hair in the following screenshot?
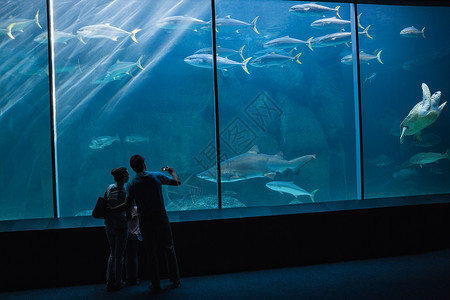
[111,167,128,182]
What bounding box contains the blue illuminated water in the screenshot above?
[1,0,449,220]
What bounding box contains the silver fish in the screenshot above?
[77,23,141,44]
[195,45,246,60]
[311,14,364,30]
[364,72,377,84]
[409,149,450,167]
[156,16,209,31]
[428,166,444,175]
[264,36,312,50]
[94,56,144,84]
[401,46,450,72]
[250,52,302,68]
[289,3,341,18]
[184,53,252,74]
[214,16,259,34]
[0,10,42,39]
[400,26,426,38]
[197,145,316,182]
[341,50,383,65]
[34,30,76,44]
[308,26,372,50]
[254,49,291,56]
[392,168,417,179]
[418,133,441,148]
[266,181,318,202]
[89,134,120,149]
[368,154,394,167]
[124,134,149,143]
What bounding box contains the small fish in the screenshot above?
[77,23,141,44]
[195,45,246,60]
[124,134,149,143]
[364,73,377,84]
[94,56,144,84]
[308,26,372,50]
[368,154,394,167]
[184,53,252,74]
[428,166,444,175]
[341,50,383,65]
[0,10,42,39]
[38,63,82,76]
[89,134,120,149]
[400,26,426,38]
[34,30,76,44]
[156,16,209,31]
[402,60,416,71]
[401,46,450,72]
[311,14,363,30]
[409,149,450,167]
[392,168,417,179]
[254,49,291,56]
[214,15,259,34]
[418,133,441,148]
[250,52,302,68]
[264,36,312,50]
[289,3,341,18]
[266,181,318,202]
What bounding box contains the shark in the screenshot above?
[197,145,316,183]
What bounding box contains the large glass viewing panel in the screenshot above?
[0,1,53,220]
[53,0,216,216]
[359,4,450,198]
[4,0,450,222]
[194,1,358,208]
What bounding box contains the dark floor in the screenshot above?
[2,247,450,300]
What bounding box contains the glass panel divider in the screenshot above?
[46,0,60,217]
[210,0,222,209]
[350,2,364,200]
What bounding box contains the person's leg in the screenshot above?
[126,234,138,285]
[158,217,180,285]
[105,225,116,290]
[114,226,128,287]
[164,242,180,286]
[140,213,160,290]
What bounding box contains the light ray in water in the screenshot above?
[55,0,211,120]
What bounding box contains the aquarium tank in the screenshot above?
[0,0,449,221]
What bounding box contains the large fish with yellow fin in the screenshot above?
[77,23,141,44]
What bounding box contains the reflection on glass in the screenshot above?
[194,1,357,208]
[3,1,449,221]
[0,1,52,220]
[53,0,216,216]
[359,4,450,199]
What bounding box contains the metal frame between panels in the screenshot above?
[287,0,450,6]
[350,2,363,200]
[210,0,222,209]
[46,0,60,218]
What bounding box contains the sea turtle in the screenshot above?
[400,83,446,144]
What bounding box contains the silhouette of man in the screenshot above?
[127,154,181,291]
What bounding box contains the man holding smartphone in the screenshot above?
[127,154,181,292]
